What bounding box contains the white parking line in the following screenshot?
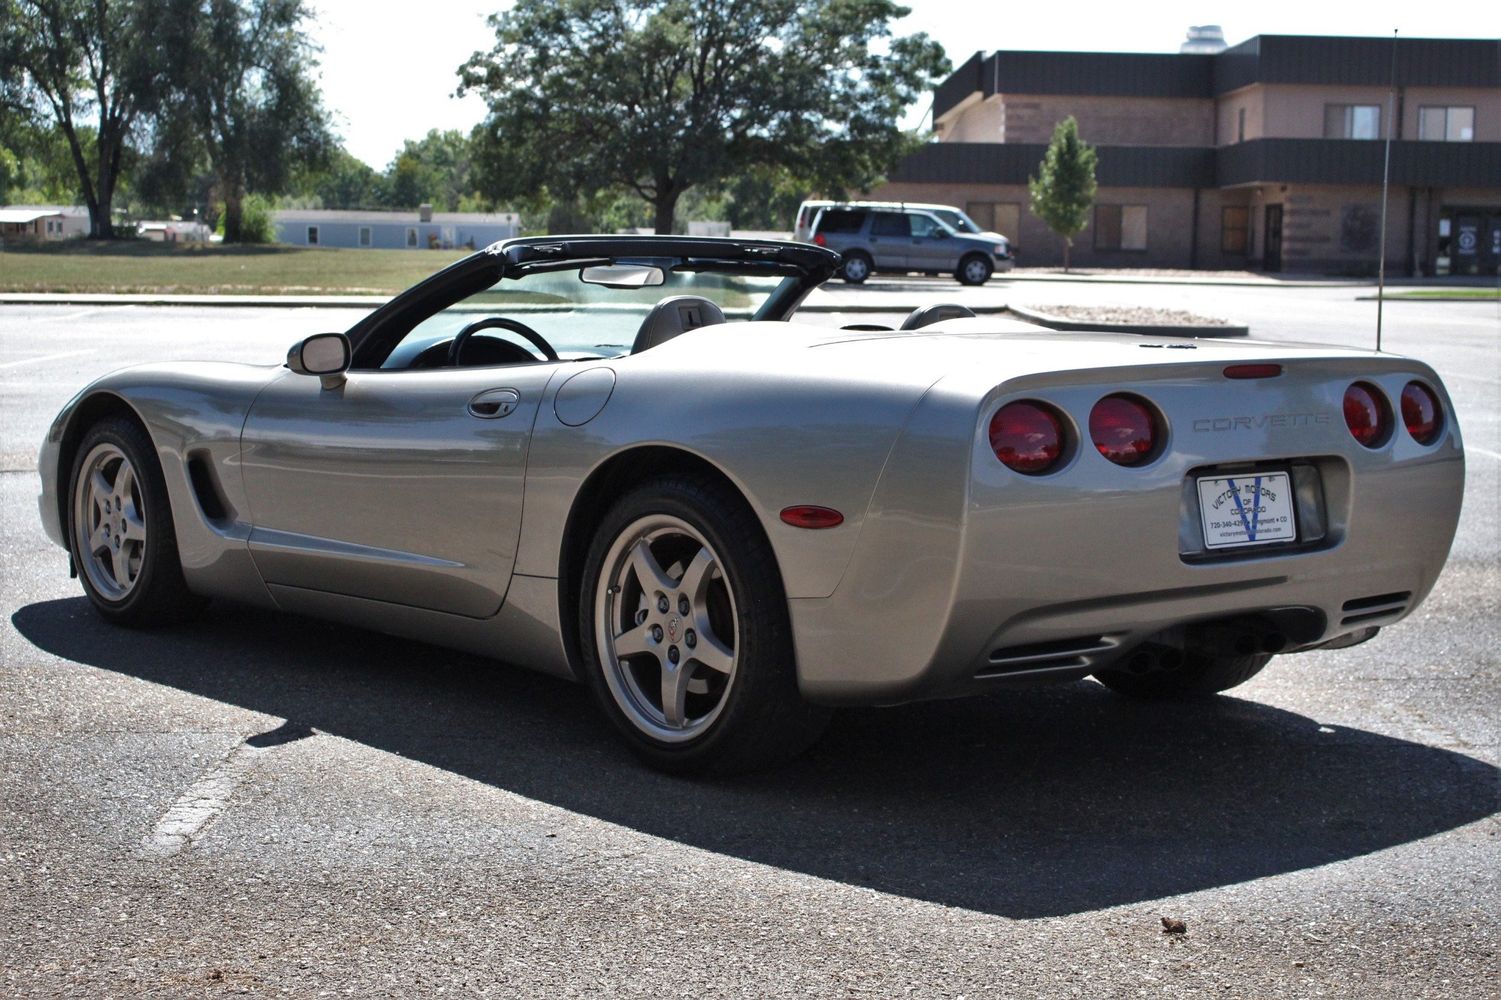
[28,309,105,324]
[138,743,262,858]
[0,349,90,370]
[1467,445,1501,462]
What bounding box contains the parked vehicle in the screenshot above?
[806,203,1014,285]
[39,236,1464,773]
[793,200,1000,244]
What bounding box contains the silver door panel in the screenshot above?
[240,366,562,617]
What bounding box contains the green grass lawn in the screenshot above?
[1381,288,1500,300]
[0,241,470,294]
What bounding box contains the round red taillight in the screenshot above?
[1400,381,1442,445]
[1343,382,1389,448]
[989,401,1064,475]
[1089,394,1159,466]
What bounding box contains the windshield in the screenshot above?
[382,265,788,369]
[931,208,983,234]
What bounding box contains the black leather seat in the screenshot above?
[631,295,727,354]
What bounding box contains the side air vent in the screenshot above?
[979,634,1124,679]
[1340,591,1411,626]
[186,453,233,523]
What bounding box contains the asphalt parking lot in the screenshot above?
[2,284,1497,996]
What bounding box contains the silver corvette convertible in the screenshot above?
[38,236,1464,772]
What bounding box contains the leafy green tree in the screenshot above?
[2,0,164,236]
[385,130,481,211]
[1028,116,1098,272]
[150,0,332,241]
[0,123,89,204]
[459,0,948,234]
[287,148,387,210]
[212,192,274,242]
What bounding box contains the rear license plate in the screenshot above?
[1196,472,1297,550]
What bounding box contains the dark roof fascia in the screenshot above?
[934,50,989,121]
[1216,139,1501,187]
[928,35,1500,111]
[1216,35,1501,95]
[986,50,1214,99]
[888,143,1215,188]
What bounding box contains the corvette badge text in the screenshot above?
[1192,412,1333,432]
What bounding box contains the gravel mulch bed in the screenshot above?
[1035,304,1234,327]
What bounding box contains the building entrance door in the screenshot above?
[1264,205,1283,272]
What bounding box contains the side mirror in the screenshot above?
[287,332,351,390]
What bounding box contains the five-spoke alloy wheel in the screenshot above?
[74,441,147,602]
[579,475,829,773]
[594,514,739,742]
[68,417,204,626]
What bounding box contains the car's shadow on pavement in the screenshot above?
[14,597,1499,919]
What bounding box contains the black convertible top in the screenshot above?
[347,235,841,368]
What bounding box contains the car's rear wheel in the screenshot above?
[957,253,993,286]
[840,251,872,284]
[578,475,829,773]
[68,417,205,626]
[1094,650,1272,699]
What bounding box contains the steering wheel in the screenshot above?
[449,317,559,367]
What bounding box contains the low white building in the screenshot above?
[0,205,90,242]
[272,205,522,250]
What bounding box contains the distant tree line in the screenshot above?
[2,0,949,241]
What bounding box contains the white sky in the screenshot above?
[310,0,1500,169]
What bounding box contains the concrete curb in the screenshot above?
[1005,303,1250,338]
[997,272,1357,289]
[1353,294,1501,303]
[0,292,390,308]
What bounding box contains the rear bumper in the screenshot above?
[789,362,1464,705]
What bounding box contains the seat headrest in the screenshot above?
[899,303,977,331]
[631,295,726,354]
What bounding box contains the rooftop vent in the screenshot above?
[1180,25,1227,54]
[418,203,433,222]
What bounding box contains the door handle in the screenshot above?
[468,387,520,419]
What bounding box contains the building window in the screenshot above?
[1418,106,1474,142]
[306,225,319,245]
[1221,206,1250,254]
[1237,107,1246,143]
[1324,104,1381,139]
[1094,205,1147,251]
[359,226,372,247]
[406,227,418,248]
[966,202,1021,238]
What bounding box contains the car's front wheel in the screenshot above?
[1094,650,1272,699]
[578,475,828,773]
[840,251,872,284]
[957,253,993,286]
[68,417,205,626]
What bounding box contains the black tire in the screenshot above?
[840,251,872,284]
[67,416,206,627]
[577,474,830,774]
[1094,650,1272,699]
[956,253,993,286]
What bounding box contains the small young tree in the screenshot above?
[1028,117,1098,272]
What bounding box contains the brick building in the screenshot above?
[873,35,1501,275]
